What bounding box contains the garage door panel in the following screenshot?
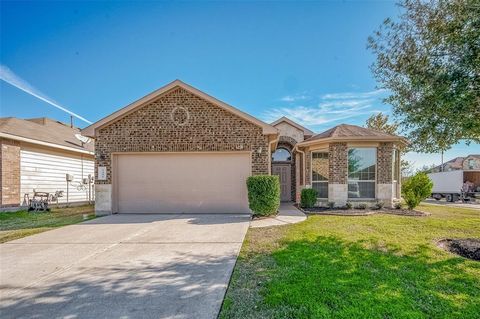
[115,153,251,214]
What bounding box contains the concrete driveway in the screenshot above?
[0,213,250,319]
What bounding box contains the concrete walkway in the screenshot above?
[0,213,250,319]
[250,202,307,228]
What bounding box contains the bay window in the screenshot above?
[312,152,328,198]
[348,148,376,199]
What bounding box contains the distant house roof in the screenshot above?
[433,157,465,172]
[270,116,315,137]
[433,155,480,172]
[0,117,94,154]
[297,124,408,146]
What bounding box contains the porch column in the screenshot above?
[328,142,348,207]
[377,142,394,207]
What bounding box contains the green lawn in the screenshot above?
[220,204,480,319]
[0,205,95,243]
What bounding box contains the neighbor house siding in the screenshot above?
[20,145,94,204]
[1,139,21,207]
[95,87,269,184]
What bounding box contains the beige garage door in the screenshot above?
[114,152,251,214]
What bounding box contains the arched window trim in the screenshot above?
[272,147,292,162]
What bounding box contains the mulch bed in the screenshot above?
[299,206,429,217]
[437,239,480,261]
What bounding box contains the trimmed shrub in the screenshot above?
[394,202,403,209]
[246,175,280,217]
[300,188,318,208]
[355,202,368,210]
[345,202,353,210]
[401,172,433,209]
[327,201,335,209]
[371,200,385,210]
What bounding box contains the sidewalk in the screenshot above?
[250,202,306,228]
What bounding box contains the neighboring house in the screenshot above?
[82,80,406,215]
[432,157,465,172]
[0,117,94,208]
[432,155,480,172]
[463,155,480,170]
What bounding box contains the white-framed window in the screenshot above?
[348,148,376,199]
[311,152,328,198]
[468,159,475,170]
[272,147,292,162]
[392,148,400,198]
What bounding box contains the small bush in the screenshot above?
[345,202,353,210]
[300,188,318,208]
[355,202,367,210]
[371,200,384,210]
[327,201,335,209]
[246,175,280,217]
[394,202,403,209]
[401,172,433,209]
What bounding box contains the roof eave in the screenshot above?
[297,136,409,148]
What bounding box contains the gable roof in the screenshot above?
[81,80,278,137]
[432,156,465,171]
[270,116,315,136]
[297,124,408,146]
[0,117,94,154]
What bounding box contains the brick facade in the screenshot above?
[95,87,269,184]
[377,142,393,184]
[0,139,21,206]
[328,143,348,184]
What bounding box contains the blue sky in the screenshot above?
[1,1,478,169]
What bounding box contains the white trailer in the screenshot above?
[428,170,480,202]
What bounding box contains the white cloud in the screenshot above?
[0,64,92,124]
[321,89,386,100]
[264,88,390,128]
[280,94,309,102]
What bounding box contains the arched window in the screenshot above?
[272,147,292,162]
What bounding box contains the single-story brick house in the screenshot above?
[82,80,406,215]
[0,117,94,208]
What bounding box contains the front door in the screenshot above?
[272,164,292,201]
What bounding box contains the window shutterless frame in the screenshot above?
[346,147,377,200]
[310,150,329,199]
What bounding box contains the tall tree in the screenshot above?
[368,0,480,153]
[365,112,399,135]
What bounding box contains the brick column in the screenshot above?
[377,142,394,207]
[1,139,21,207]
[328,143,348,206]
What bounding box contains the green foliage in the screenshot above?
[355,202,368,210]
[365,112,399,135]
[345,202,353,210]
[368,0,480,152]
[371,200,385,210]
[246,175,280,217]
[300,188,318,208]
[394,202,404,210]
[402,172,433,209]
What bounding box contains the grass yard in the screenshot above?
[220,204,480,319]
[0,205,95,243]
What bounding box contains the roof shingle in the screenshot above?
[0,117,94,153]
